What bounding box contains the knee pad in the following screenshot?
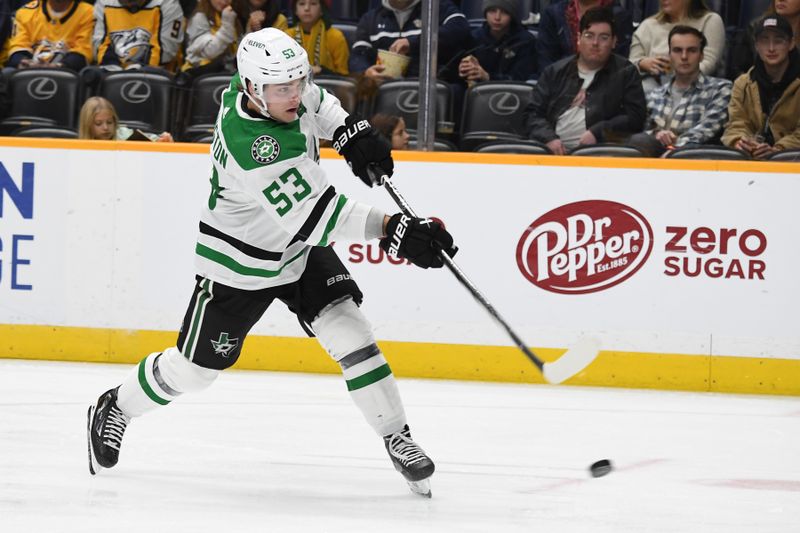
[311,297,376,363]
[157,346,219,394]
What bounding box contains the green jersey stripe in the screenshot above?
[184,278,213,361]
[138,357,170,405]
[317,195,348,247]
[346,363,392,391]
[196,244,307,277]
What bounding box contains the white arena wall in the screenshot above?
[1,138,798,395]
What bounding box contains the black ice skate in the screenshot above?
[87,387,130,475]
[384,425,435,498]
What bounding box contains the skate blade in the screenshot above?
[407,478,431,498]
[86,406,101,476]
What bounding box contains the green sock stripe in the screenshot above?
[346,363,392,392]
[138,357,171,406]
[184,278,212,360]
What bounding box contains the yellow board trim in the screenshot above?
[1,324,798,396]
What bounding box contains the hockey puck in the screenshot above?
[589,459,613,478]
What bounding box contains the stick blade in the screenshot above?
[542,336,601,384]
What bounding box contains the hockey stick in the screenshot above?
[368,166,600,384]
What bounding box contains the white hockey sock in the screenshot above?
[117,351,180,418]
[117,347,218,418]
[341,349,407,437]
[311,298,407,437]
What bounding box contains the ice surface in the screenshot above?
[0,359,798,532]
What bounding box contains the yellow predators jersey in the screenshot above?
[93,0,184,68]
[8,0,94,63]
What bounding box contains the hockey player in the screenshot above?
[87,27,455,498]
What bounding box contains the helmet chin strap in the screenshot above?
[243,80,272,118]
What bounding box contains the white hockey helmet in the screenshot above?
[237,28,311,117]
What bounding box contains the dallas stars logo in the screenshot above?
[211,332,239,358]
[251,135,280,164]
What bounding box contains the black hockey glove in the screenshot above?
[379,213,457,269]
[333,115,394,187]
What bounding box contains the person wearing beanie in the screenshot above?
[285,0,349,75]
[458,0,538,83]
[723,14,800,158]
[538,0,633,73]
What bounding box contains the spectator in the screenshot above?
[93,0,185,71]
[723,15,800,158]
[524,7,646,155]
[778,0,800,47]
[456,0,537,84]
[0,0,31,65]
[243,0,287,33]
[5,0,94,72]
[79,96,174,141]
[731,0,800,80]
[182,0,244,76]
[629,26,732,157]
[537,0,633,73]
[370,112,410,150]
[629,0,725,93]
[349,0,470,85]
[285,0,349,76]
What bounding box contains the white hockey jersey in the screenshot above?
[195,73,374,290]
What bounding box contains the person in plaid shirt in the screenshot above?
[629,25,732,157]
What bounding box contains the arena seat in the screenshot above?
[767,149,800,162]
[369,79,453,136]
[332,23,357,47]
[569,143,643,157]
[315,76,359,114]
[12,126,78,139]
[475,140,552,154]
[327,0,359,21]
[99,71,174,134]
[407,138,458,152]
[459,81,535,152]
[666,145,750,160]
[180,73,231,142]
[0,68,81,135]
